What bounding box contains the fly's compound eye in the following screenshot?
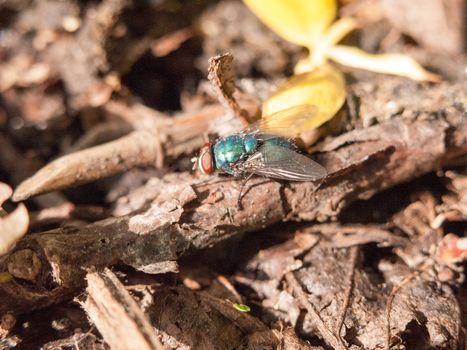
[198,146,214,175]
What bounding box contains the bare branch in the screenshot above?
[12,104,223,202]
[0,109,464,316]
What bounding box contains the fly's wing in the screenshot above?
[241,104,318,139]
[238,143,327,181]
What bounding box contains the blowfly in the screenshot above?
[195,105,327,206]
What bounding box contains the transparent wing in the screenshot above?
[241,104,318,139]
[237,143,327,181]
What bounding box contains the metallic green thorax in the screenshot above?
[212,134,292,175]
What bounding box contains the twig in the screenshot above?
[151,28,193,57]
[12,130,162,202]
[0,82,465,316]
[335,246,359,346]
[305,223,408,248]
[64,121,133,154]
[12,104,223,202]
[216,275,243,303]
[208,53,250,122]
[285,272,347,350]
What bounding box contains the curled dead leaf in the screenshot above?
[303,17,357,70]
[0,182,29,256]
[244,0,439,84]
[262,64,346,131]
[0,183,13,218]
[328,45,441,82]
[0,205,29,256]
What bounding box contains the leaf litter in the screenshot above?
[0,0,465,349]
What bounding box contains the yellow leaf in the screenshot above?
[304,17,357,70]
[328,45,441,82]
[262,64,346,131]
[243,0,336,48]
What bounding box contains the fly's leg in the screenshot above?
[191,176,218,188]
[311,175,327,197]
[191,175,232,198]
[316,175,326,191]
[236,173,255,210]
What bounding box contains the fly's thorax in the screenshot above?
[243,135,258,154]
[213,136,241,167]
[212,134,259,174]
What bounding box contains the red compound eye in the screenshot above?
[198,146,214,175]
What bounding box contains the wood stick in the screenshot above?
[0,109,465,316]
[12,104,223,202]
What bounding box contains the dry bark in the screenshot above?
[83,269,312,349]
[0,81,465,316]
[83,268,164,350]
[146,287,282,349]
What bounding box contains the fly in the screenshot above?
[195,105,327,208]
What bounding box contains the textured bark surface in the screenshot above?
[83,269,164,350]
[0,77,465,318]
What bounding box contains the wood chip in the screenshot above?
[83,268,164,350]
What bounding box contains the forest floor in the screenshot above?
[0,0,466,349]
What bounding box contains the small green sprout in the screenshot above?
[232,303,251,313]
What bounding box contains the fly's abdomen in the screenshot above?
[263,137,292,149]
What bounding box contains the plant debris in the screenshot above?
[0,0,466,349]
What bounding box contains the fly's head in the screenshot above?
[195,143,215,175]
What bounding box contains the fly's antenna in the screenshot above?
[191,156,198,171]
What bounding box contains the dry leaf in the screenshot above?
[328,45,441,82]
[303,17,357,69]
[242,0,336,48]
[262,64,346,131]
[244,0,438,84]
[0,183,29,256]
[0,183,13,217]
